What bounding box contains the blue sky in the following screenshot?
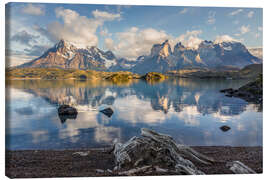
[5,2,262,65]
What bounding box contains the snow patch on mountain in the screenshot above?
[223,46,232,51]
[104,59,117,68]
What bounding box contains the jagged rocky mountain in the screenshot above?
[18,39,262,74]
[18,40,119,70]
[132,40,262,74]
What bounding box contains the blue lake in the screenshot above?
[5,78,262,150]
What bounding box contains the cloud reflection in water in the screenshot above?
[5,78,262,149]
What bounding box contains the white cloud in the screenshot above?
[44,7,121,48]
[184,36,202,49]
[110,27,171,59]
[239,25,250,34]
[258,26,262,31]
[214,35,239,44]
[179,8,188,14]
[6,20,53,66]
[6,54,36,67]
[100,28,111,37]
[48,7,100,47]
[207,11,216,25]
[8,8,121,64]
[233,25,250,37]
[247,11,254,18]
[104,38,115,51]
[184,30,202,37]
[10,30,39,46]
[106,28,204,59]
[21,4,45,16]
[173,30,203,49]
[92,9,121,21]
[228,9,243,16]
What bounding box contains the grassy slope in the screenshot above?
[6,68,140,81]
[6,68,170,84]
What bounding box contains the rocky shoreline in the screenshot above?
[220,74,262,105]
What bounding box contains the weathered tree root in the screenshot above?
[113,128,211,175]
[177,144,215,165]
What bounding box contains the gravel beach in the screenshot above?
[6,146,262,178]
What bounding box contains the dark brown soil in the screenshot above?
[5,146,262,178]
[192,146,262,175]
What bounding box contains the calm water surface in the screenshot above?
[5,78,262,150]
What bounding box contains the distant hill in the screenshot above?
[17,39,262,74]
[238,63,262,78]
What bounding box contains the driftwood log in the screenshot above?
[113,128,216,175]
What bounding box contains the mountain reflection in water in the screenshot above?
[5,78,262,150]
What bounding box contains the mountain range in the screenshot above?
[17,39,262,74]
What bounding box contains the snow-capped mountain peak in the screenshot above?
[55,39,77,51]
